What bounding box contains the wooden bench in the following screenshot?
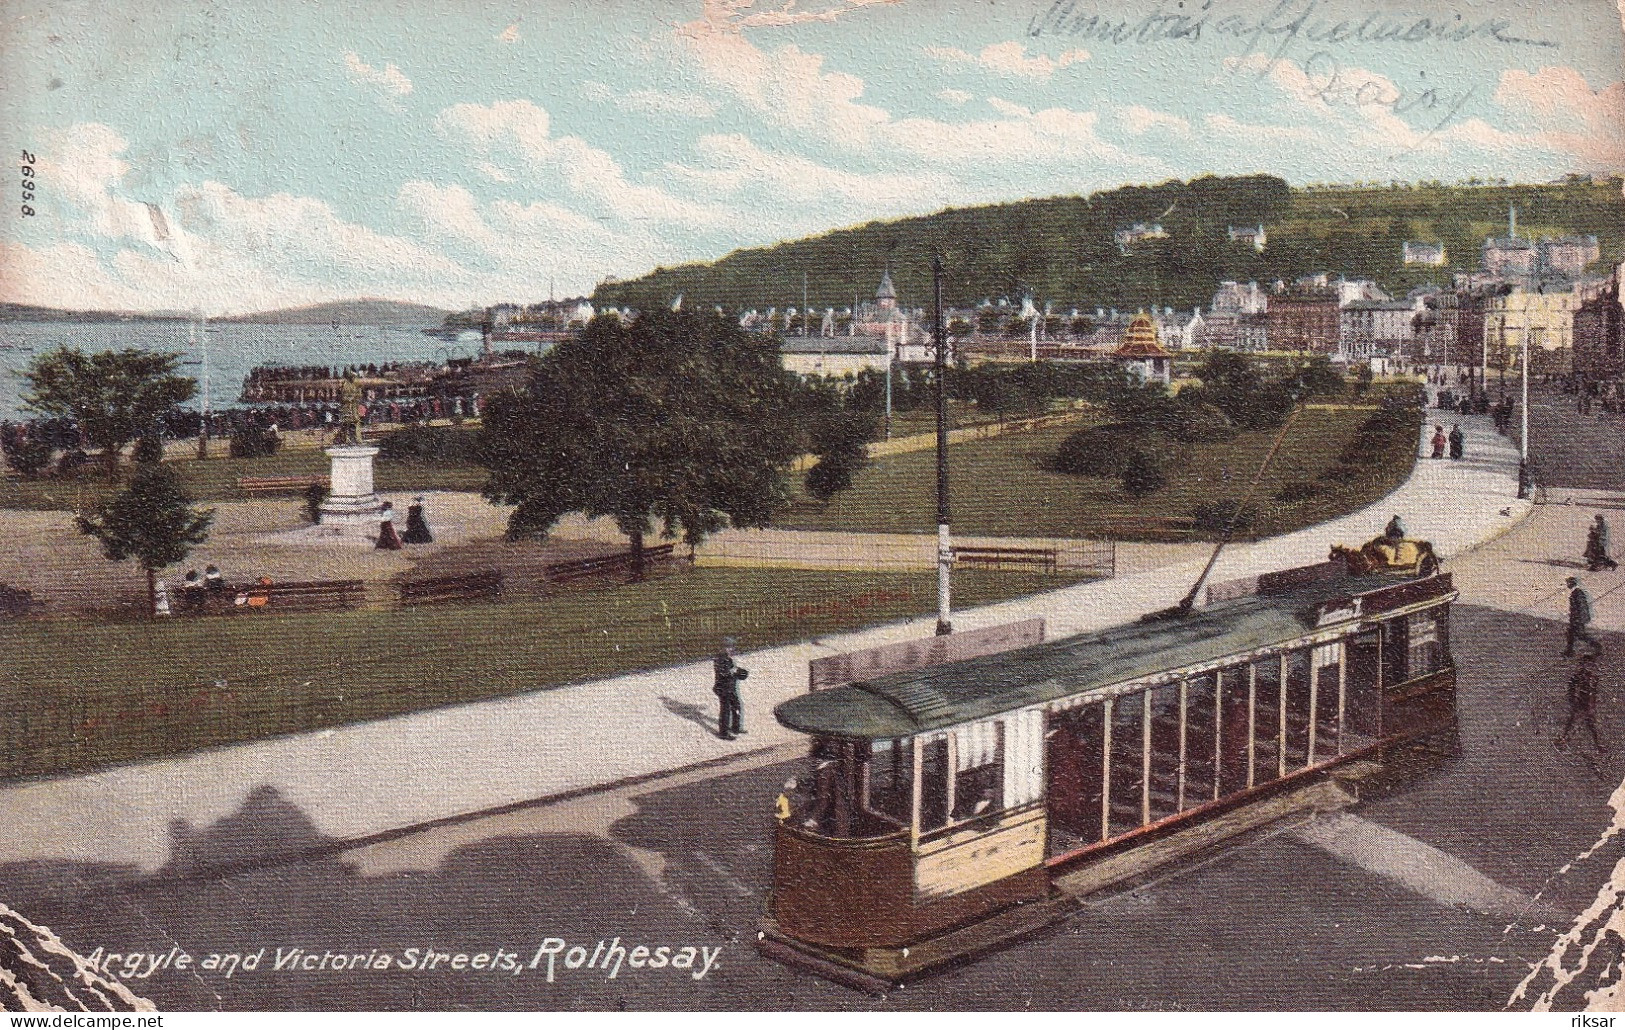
[398,570,503,606]
[236,474,331,495]
[229,579,366,612]
[544,543,678,583]
[954,546,1058,572]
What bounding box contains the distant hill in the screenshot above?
[218,299,453,327]
[0,302,188,323]
[592,176,1625,314]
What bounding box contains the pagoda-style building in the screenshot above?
[1112,313,1172,384]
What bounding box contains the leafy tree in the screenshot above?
[1121,452,1168,497]
[75,465,214,615]
[21,348,196,480]
[797,377,880,502]
[479,310,804,578]
[0,424,52,478]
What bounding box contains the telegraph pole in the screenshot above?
[1518,322,1530,498]
[933,253,953,636]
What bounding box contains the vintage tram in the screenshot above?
[760,562,1458,987]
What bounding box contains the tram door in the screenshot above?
[1344,629,1382,745]
[1045,705,1106,855]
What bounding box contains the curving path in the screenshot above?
[0,413,1526,874]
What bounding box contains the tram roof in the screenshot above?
[775,573,1450,739]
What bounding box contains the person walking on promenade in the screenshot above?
[713,637,749,740]
[1566,577,1603,658]
[1448,423,1465,460]
[1430,425,1447,459]
[402,496,434,544]
[1587,514,1618,572]
[1558,654,1606,752]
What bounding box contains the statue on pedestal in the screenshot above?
[335,371,364,445]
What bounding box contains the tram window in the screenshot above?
[1283,650,1312,769]
[866,739,913,826]
[1407,612,1447,677]
[1381,618,1408,686]
[1252,656,1283,783]
[919,736,950,832]
[952,720,1005,822]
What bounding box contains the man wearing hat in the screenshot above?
[713,637,749,740]
[1566,577,1602,658]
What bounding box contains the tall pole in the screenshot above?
[933,253,952,637]
[1518,322,1530,498]
[195,309,210,460]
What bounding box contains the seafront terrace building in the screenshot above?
[1573,263,1624,384]
[1339,298,1423,359]
[1482,283,1586,373]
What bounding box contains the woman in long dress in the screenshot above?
[402,496,434,544]
[376,502,404,550]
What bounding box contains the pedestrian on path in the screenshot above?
[1449,424,1465,460]
[713,637,749,740]
[1430,425,1447,459]
[1587,515,1618,572]
[1558,654,1606,752]
[1565,577,1603,658]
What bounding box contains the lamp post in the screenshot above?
[932,252,953,637]
[1518,321,1531,498]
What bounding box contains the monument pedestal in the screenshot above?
[318,445,387,527]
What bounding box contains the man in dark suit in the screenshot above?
[1566,577,1602,658]
[713,637,749,740]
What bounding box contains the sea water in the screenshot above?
[0,321,480,419]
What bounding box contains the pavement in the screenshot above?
[0,411,1528,876]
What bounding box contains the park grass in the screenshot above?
[0,565,1085,782]
[780,405,1418,540]
[0,445,487,511]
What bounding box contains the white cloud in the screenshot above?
[342,52,413,101]
[937,88,972,106]
[498,23,521,44]
[926,41,1089,80]
[985,96,1032,119]
[678,9,889,145]
[434,99,726,229]
[1495,67,1625,174]
[582,81,718,119]
[1119,105,1190,136]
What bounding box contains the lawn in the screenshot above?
[780,405,1418,540]
[0,566,1083,781]
[0,442,487,510]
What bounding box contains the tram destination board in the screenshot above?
[808,618,1046,691]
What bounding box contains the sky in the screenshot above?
[0,0,1622,315]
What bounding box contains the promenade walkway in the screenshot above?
[0,414,1526,875]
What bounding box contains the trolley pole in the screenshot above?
[1518,323,1530,499]
[933,253,953,637]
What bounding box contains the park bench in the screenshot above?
[236,474,330,495]
[398,570,504,606]
[229,578,366,612]
[544,543,678,584]
[954,545,1058,572]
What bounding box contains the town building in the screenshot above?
[1338,298,1421,359]
[1114,222,1168,254]
[1573,264,1624,384]
[1227,224,1267,252]
[1403,241,1448,266]
[1111,313,1172,384]
[1192,311,1269,351]
[779,336,892,377]
[1482,283,1585,373]
[1266,279,1341,353]
[1543,235,1602,279]
[1210,280,1268,316]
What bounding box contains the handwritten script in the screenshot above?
[1028,0,1561,56]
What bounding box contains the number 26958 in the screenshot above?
[20,150,35,216]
